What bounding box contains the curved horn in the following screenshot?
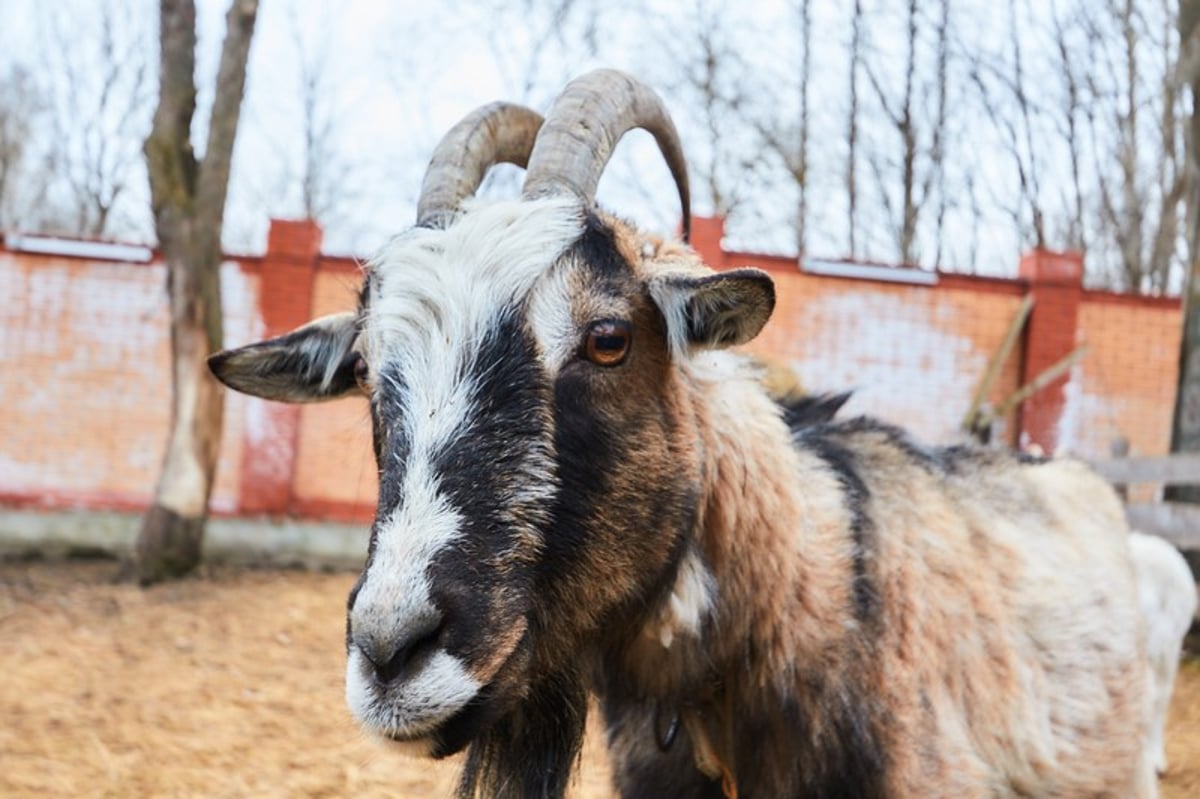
[416,102,545,229]
[522,69,691,241]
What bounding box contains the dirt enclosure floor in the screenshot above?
[1,559,1197,799]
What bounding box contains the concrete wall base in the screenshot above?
[0,509,369,570]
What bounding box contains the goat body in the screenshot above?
[207,71,1157,799]
[598,353,1155,798]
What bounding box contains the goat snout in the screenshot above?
[353,611,445,687]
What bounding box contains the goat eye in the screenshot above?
[352,354,370,390]
[584,320,632,367]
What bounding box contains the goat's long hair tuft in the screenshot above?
[456,670,589,799]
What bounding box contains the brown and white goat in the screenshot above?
[209,70,1156,798]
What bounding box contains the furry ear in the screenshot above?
[208,312,362,402]
[650,268,775,354]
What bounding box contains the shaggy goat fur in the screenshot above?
[210,182,1156,799]
[596,334,1155,798]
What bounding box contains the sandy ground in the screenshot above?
[0,558,1196,799]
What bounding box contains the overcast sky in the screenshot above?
[1,0,1175,286]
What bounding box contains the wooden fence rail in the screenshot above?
[1122,504,1200,549]
[1089,454,1200,486]
[1089,453,1200,549]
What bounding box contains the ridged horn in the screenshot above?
[416,102,545,229]
[521,69,691,241]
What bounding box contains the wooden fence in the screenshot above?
[1090,453,1200,549]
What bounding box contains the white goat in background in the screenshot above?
[1130,531,1197,775]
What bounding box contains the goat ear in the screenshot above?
[651,268,775,351]
[208,312,362,402]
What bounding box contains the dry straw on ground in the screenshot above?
[1,559,1196,798]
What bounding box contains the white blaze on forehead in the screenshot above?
[364,197,585,367]
[363,196,585,454]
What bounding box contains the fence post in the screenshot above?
[1017,248,1084,454]
[236,219,322,516]
[1109,436,1130,502]
[690,215,728,270]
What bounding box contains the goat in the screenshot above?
[1129,531,1197,775]
[208,70,1156,798]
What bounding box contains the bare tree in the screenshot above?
[852,0,955,266]
[277,7,359,231]
[864,0,921,263]
[966,0,1185,291]
[967,0,1048,250]
[796,0,813,254]
[692,25,740,218]
[930,0,950,268]
[1049,0,1088,251]
[1088,0,1187,293]
[135,0,259,584]
[734,0,820,251]
[847,0,864,258]
[0,66,51,231]
[39,0,153,238]
[740,0,818,255]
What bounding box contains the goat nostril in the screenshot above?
[360,615,445,687]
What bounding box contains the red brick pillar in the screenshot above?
[238,219,323,515]
[1017,248,1083,454]
[690,215,727,270]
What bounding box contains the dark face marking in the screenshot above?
[573,211,634,277]
[345,212,710,782]
[346,362,411,650]
[533,219,701,657]
[427,310,550,670]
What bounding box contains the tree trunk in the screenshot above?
[899,0,918,265]
[1169,0,1200,502]
[135,224,226,581]
[134,0,257,583]
[846,0,863,259]
[797,0,811,256]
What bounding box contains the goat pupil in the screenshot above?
[596,334,623,351]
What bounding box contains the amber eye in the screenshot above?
[352,353,370,390]
[584,320,632,367]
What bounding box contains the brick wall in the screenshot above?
[0,248,259,514]
[1067,293,1181,457]
[0,218,1182,522]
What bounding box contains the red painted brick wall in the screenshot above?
[0,248,260,514]
[0,218,1182,523]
